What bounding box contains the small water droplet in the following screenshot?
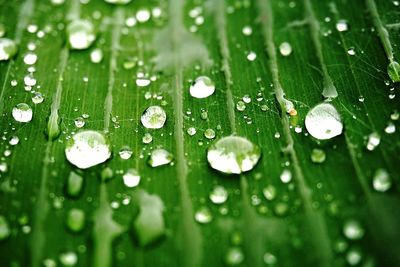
[119,146,133,160]
[9,136,19,146]
[0,215,10,240]
[67,19,96,50]
[66,171,83,198]
[12,103,33,122]
[263,252,277,265]
[148,148,173,167]
[66,208,85,232]
[74,117,85,128]
[384,122,396,134]
[105,0,132,4]
[246,51,257,61]
[23,52,37,65]
[141,106,167,129]
[225,247,244,266]
[372,168,391,192]
[136,9,151,23]
[366,132,380,151]
[59,251,78,267]
[0,38,17,61]
[279,42,292,56]
[347,47,356,55]
[187,127,197,136]
[242,26,252,36]
[209,185,228,204]
[195,207,212,224]
[336,20,349,32]
[262,185,276,200]
[204,128,216,139]
[136,78,151,87]
[207,136,261,174]
[305,103,343,140]
[189,76,215,99]
[242,95,251,103]
[388,61,400,83]
[32,92,44,104]
[236,101,246,111]
[65,130,111,169]
[90,48,103,63]
[343,219,364,240]
[311,148,326,163]
[123,168,141,187]
[280,169,292,183]
[142,133,153,144]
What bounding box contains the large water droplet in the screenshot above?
[305,103,343,140]
[65,130,111,169]
[207,136,261,174]
[148,148,173,167]
[12,103,33,122]
[141,106,166,129]
[67,20,96,50]
[0,38,17,61]
[189,76,215,99]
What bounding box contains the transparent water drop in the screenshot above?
[32,92,44,104]
[204,128,216,139]
[142,133,153,144]
[207,136,261,174]
[10,80,17,87]
[43,258,57,267]
[336,20,349,32]
[104,0,132,4]
[66,208,85,232]
[242,26,252,36]
[236,101,246,111]
[0,215,10,240]
[123,168,141,187]
[12,103,33,122]
[90,48,103,63]
[384,122,396,134]
[187,127,197,136]
[247,51,257,61]
[0,162,7,173]
[119,146,133,160]
[148,148,173,167]
[67,19,96,50]
[225,247,244,266]
[311,148,326,163]
[141,106,167,129]
[263,252,277,265]
[189,76,215,99]
[125,16,137,27]
[65,130,111,169]
[23,52,37,65]
[136,9,151,23]
[346,248,362,266]
[388,61,400,83]
[9,136,19,146]
[136,78,151,87]
[242,95,251,103]
[347,47,356,56]
[279,42,292,56]
[262,185,276,201]
[51,0,65,5]
[74,117,85,128]
[343,219,364,240]
[59,251,78,267]
[24,74,36,87]
[305,103,343,140]
[195,207,212,224]
[280,169,292,183]
[366,132,380,151]
[209,185,228,204]
[0,38,17,61]
[66,171,83,198]
[372,168,391,192]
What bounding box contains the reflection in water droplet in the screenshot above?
[0,38,17,61]
[67,20,96,50]
[187,127,197,136]
[65,130,111,169]
[305,103,343,140]
[123,169,140,187]
[12,103,33,122]
[189,76,215,99]
[141,106,167,129]
[204,128,216,139]
[32,92,44,104]
[373,168,391,192]
[207,136,261,174]
[148,148,173,167]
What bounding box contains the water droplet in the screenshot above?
[189,76,215,99]
[51,0,65,5]
[262,185,276,200]
[136,9,151,23]
[246,51,257,61]
[336,20,349,32]
[9,136,19,146]
[343,219,364,240]
[187,127,197,136]
[148,148,173,167]
[242,26,252,36]
[66,208,85,232]
[195,206,212,224]
[346,248,362,266]
[305,103,343,140]
[24,74,37,87]
[66,171,83,198]
[0,38,17,61]
[366,132,380,151]
[236,101,246,111]
[0,162,7,173]
[225,247,244,266]
[207,136,261,174]
[142,133,153,144]
[204,128,216,139]
[67,20,96,50]
[90,48,103,63]
[136,78,151,87]
[280,169,292,183]
[141,106,167,129]
[373,168,391,192]
[32,92,44,104]
[242,95,251,103]
[347,47,356,56]
[388,61,400,83]
[43,258,57,267]
[0,215,10,240]
[119,146,133,160]
[263,252,277,265]
[23,52,37,65]
[65,130,111,169]
[384,122,396,134]
[12,103,33,122]
[105,0,132,4]
[123,168,141,187]
[59,251,78,267]
[311,148,326,163]
[209,185,228,204]
[279,42,292,56]
[74,117,85,128]
[125,16,137,27]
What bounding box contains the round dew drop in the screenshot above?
[279,42,292,56]
[373,168,391,192]
[141,106,166,129]
[305,103,343,140]
[195,207,212,224]
[0,38,17,61]
[90,48,103,63]
[65,130,111,169]
[67,19,96,50]
[12,103,33,122]
[148,148,173,167]
[104,0,132,4]
[123,168,141,187]
[209,185,228,204]
[343,219,364,240]
[207,136,261,174]
[189,76,215,99]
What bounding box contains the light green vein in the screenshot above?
[257,0,332,266]
[304,0,338,100]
